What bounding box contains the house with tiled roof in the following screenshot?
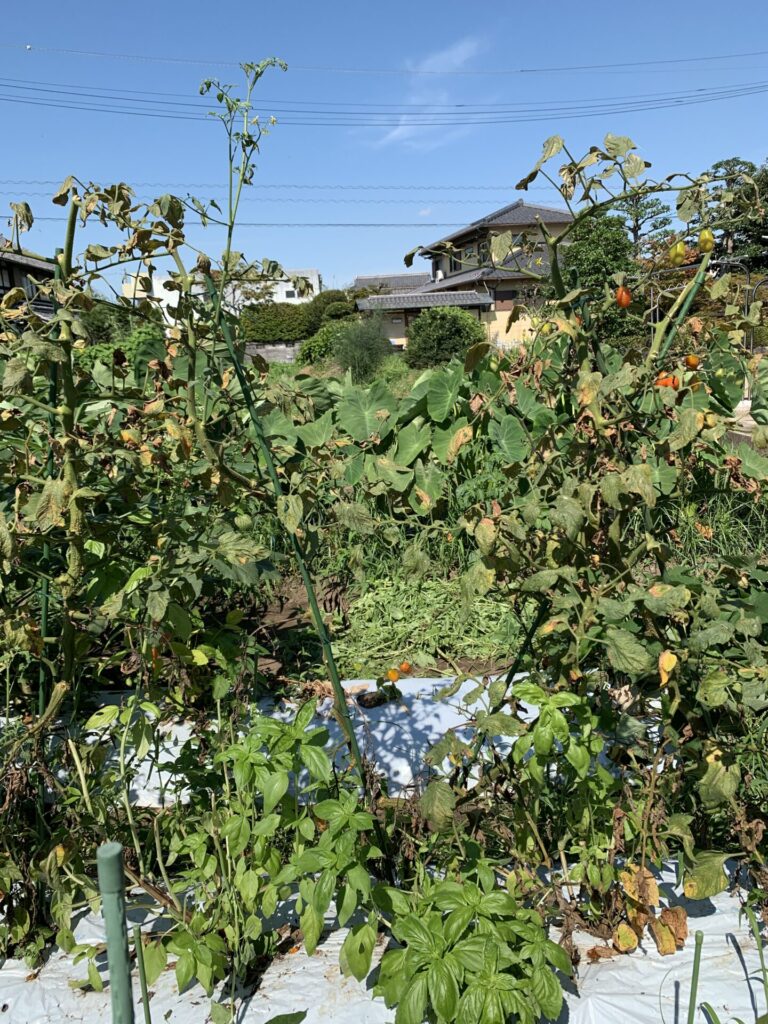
[356,200,572,347]
[351,271,430,293]
[0,236,55,319]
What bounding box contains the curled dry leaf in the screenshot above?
[649,916,677,956]
[659,906,688,947]
[619,864,660,907]
[587,945,617,962]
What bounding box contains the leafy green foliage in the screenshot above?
[321,299,356,321]
[404,306,486,369]
[332,313,393,383]
[241,300,320,344]
[1,78,767,1024]
[296,321,346,365]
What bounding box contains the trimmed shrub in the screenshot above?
[240,301,321,344]
[333,314,392,383]
[321,300,356,322]
[404,306,486,369]
[309,289,349,315]
[297,321,347,366]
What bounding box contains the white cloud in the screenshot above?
[418,207,432,217]
[407,37,483,75]
[375,37,484,151]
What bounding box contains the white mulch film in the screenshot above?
[1,677,765,1023]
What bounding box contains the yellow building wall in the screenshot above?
[480,309,536,348]
[380,307,535,352]
[381,314,408,347]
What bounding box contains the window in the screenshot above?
[285,289,296,299]
[0,265,11,292]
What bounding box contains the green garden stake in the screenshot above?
[687,929,704,1024]
[97,842,135,1024]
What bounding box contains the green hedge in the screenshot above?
[240,302,322,344]
[405,306,486,369]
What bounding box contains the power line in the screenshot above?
[3,40,768,75]
[26,217,473,228]
[2,79,767,125]
[0,179,556,191]
[0,191,533,205]
[2,74,765,113]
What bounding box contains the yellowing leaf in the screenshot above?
[659,906,688,947]
[619,865,659,907]
[658,650,678,686]
[475,517,497,555]
[577,370,602,407]
[649,916,676,956]
[612,922,639,953]
[446,424,473,463]
[142,398,165,416]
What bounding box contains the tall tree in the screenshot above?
[615,194,673,254]
[705,156,768,267]
[562,213,640,341]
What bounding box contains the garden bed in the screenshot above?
[2,680,765,1023]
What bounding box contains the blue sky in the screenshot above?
[2,0,768,288]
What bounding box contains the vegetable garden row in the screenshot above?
[1,61,768,1023]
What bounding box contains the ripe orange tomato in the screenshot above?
[399,661,412,674]
[386,668,401,683]
[655,373,680,389]
[616,286,632,309]
[684,354,700,369]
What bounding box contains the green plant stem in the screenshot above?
[132,925,153,1024]
[152,813,182,913]
[202,275,362,768]
[743,903,768,1013]
[57,197,85,697]
[647,254,711,367]
[67,738,94,815]
[118,706,147,877]
[687,930,704,1024]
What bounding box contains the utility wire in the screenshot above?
[0,179,557,191]
[2,79,767,125]
[3,40,768,75]
[0,191,540,204]
[1,73,765,113]
[26,217,474,227]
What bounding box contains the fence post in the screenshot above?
[97,842,135,1024]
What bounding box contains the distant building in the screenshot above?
[356,200,572,347]
[0,235,55,319]
[351,272,430,294]
[265,268,322,304]
[121,266,323,323]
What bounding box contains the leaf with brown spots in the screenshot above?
[649,916,677,955]
[659,906,688,948]
[587,945,617,962]
[619,865,660,907]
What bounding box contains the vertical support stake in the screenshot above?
[97,842,135,1024]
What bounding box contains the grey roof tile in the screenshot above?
[420,199,571,251]
[417,251,551,292]
[352,272,431,292]
[357,290,492,311]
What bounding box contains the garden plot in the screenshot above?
[2,680,765,1024]
[1,859,763,1023]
